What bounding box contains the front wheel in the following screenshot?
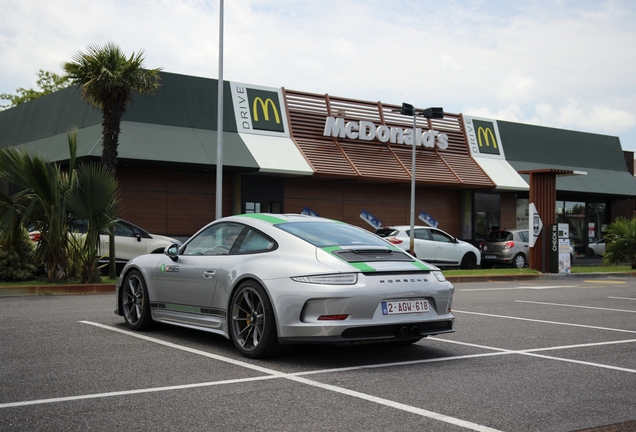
[512,253,527,269]
[121,270,153,330]
[229,281,283,358]
[460,252,477,269]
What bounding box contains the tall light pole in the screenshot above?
[398,103,444,256]
[215,0,224,220]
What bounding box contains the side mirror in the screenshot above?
[135,233,142,242]
[165,243,180,262]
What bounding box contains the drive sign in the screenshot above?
[529,203,543,247]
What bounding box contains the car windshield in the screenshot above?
[486,231,513,242]
[374,228,398,237]
[278,222,389,248]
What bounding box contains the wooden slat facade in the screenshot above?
[284,89,495,188]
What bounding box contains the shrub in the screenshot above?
[602,217,636,269]
[0,228,37,281]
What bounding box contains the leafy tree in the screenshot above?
[0,69,70,110]
[602,217,636,269]
[63,42,162,171]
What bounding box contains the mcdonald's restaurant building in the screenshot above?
[2,71,636,257]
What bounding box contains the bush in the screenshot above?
[0,229,37,281]
[602,217,636,269]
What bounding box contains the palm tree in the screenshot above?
[0,130,119,283]
[64,43,161,278]
[63,42,162,171]
[66,131,119,283]
[0,135,76,281]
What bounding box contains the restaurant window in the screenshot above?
[557,201,585,255]
[586,203,606,243]
[474,192,500,242]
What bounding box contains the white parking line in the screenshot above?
[515,300,636,313]
[453,310,636,334]
[431,337,636,374]
[0,321,503,432]
[608,296,636,301]
[460,285,576,292]
[0,375,279,409]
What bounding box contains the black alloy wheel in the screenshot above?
[121,270,153,330]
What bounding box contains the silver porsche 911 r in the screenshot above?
[115,214,455,358]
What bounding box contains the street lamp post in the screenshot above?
[215,0,224,220]
[398,103,444,256]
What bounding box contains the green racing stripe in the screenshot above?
[236,213,286,224]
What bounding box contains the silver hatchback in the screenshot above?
[480,229,530,269]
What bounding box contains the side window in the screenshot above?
[182,223,245,256]
[238,229,276,254]
[114,222,135,237]
[413,229,431,240]
[430,230,453,243]
[518,231,529,243]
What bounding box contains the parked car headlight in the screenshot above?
[291,273,358,285]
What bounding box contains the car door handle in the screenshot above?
[203,270,216,279]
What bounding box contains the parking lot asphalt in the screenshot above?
[1,276,635,431]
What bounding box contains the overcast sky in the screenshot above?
[2,0,636,153]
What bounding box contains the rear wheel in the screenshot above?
[460,252,477,269]
[121,270,153,330]
[512,253,527,268]
[230,281,283,358]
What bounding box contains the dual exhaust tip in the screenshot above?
[396,325,420,339]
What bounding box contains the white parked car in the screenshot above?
[586,239,606,256]
[70,218,181,273]
[375,225,480,269]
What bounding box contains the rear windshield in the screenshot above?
[486,231,513,242]
[374,228,398,237]
[278,222,389,248]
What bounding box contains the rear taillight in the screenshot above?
[386,237,403,244]
[503,241,514,250]
[318,315,349,321]
[29,232,41,242]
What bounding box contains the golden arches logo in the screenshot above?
[477,126,497,149]
[252,97,281,124]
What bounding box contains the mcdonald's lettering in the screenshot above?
[246,89,285,132]
[323,116,448,150]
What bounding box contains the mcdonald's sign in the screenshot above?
[472,119,501,155]
[247,89,284,132]
[230,83,289,136]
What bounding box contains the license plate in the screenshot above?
[382,300,430,315]
[484,255,496,259]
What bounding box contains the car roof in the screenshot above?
[227,213,338,226]
[382,225,435,230]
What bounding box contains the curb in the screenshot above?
[446,272,636,284]
[2,272,635,297]
[0,284,116,297]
